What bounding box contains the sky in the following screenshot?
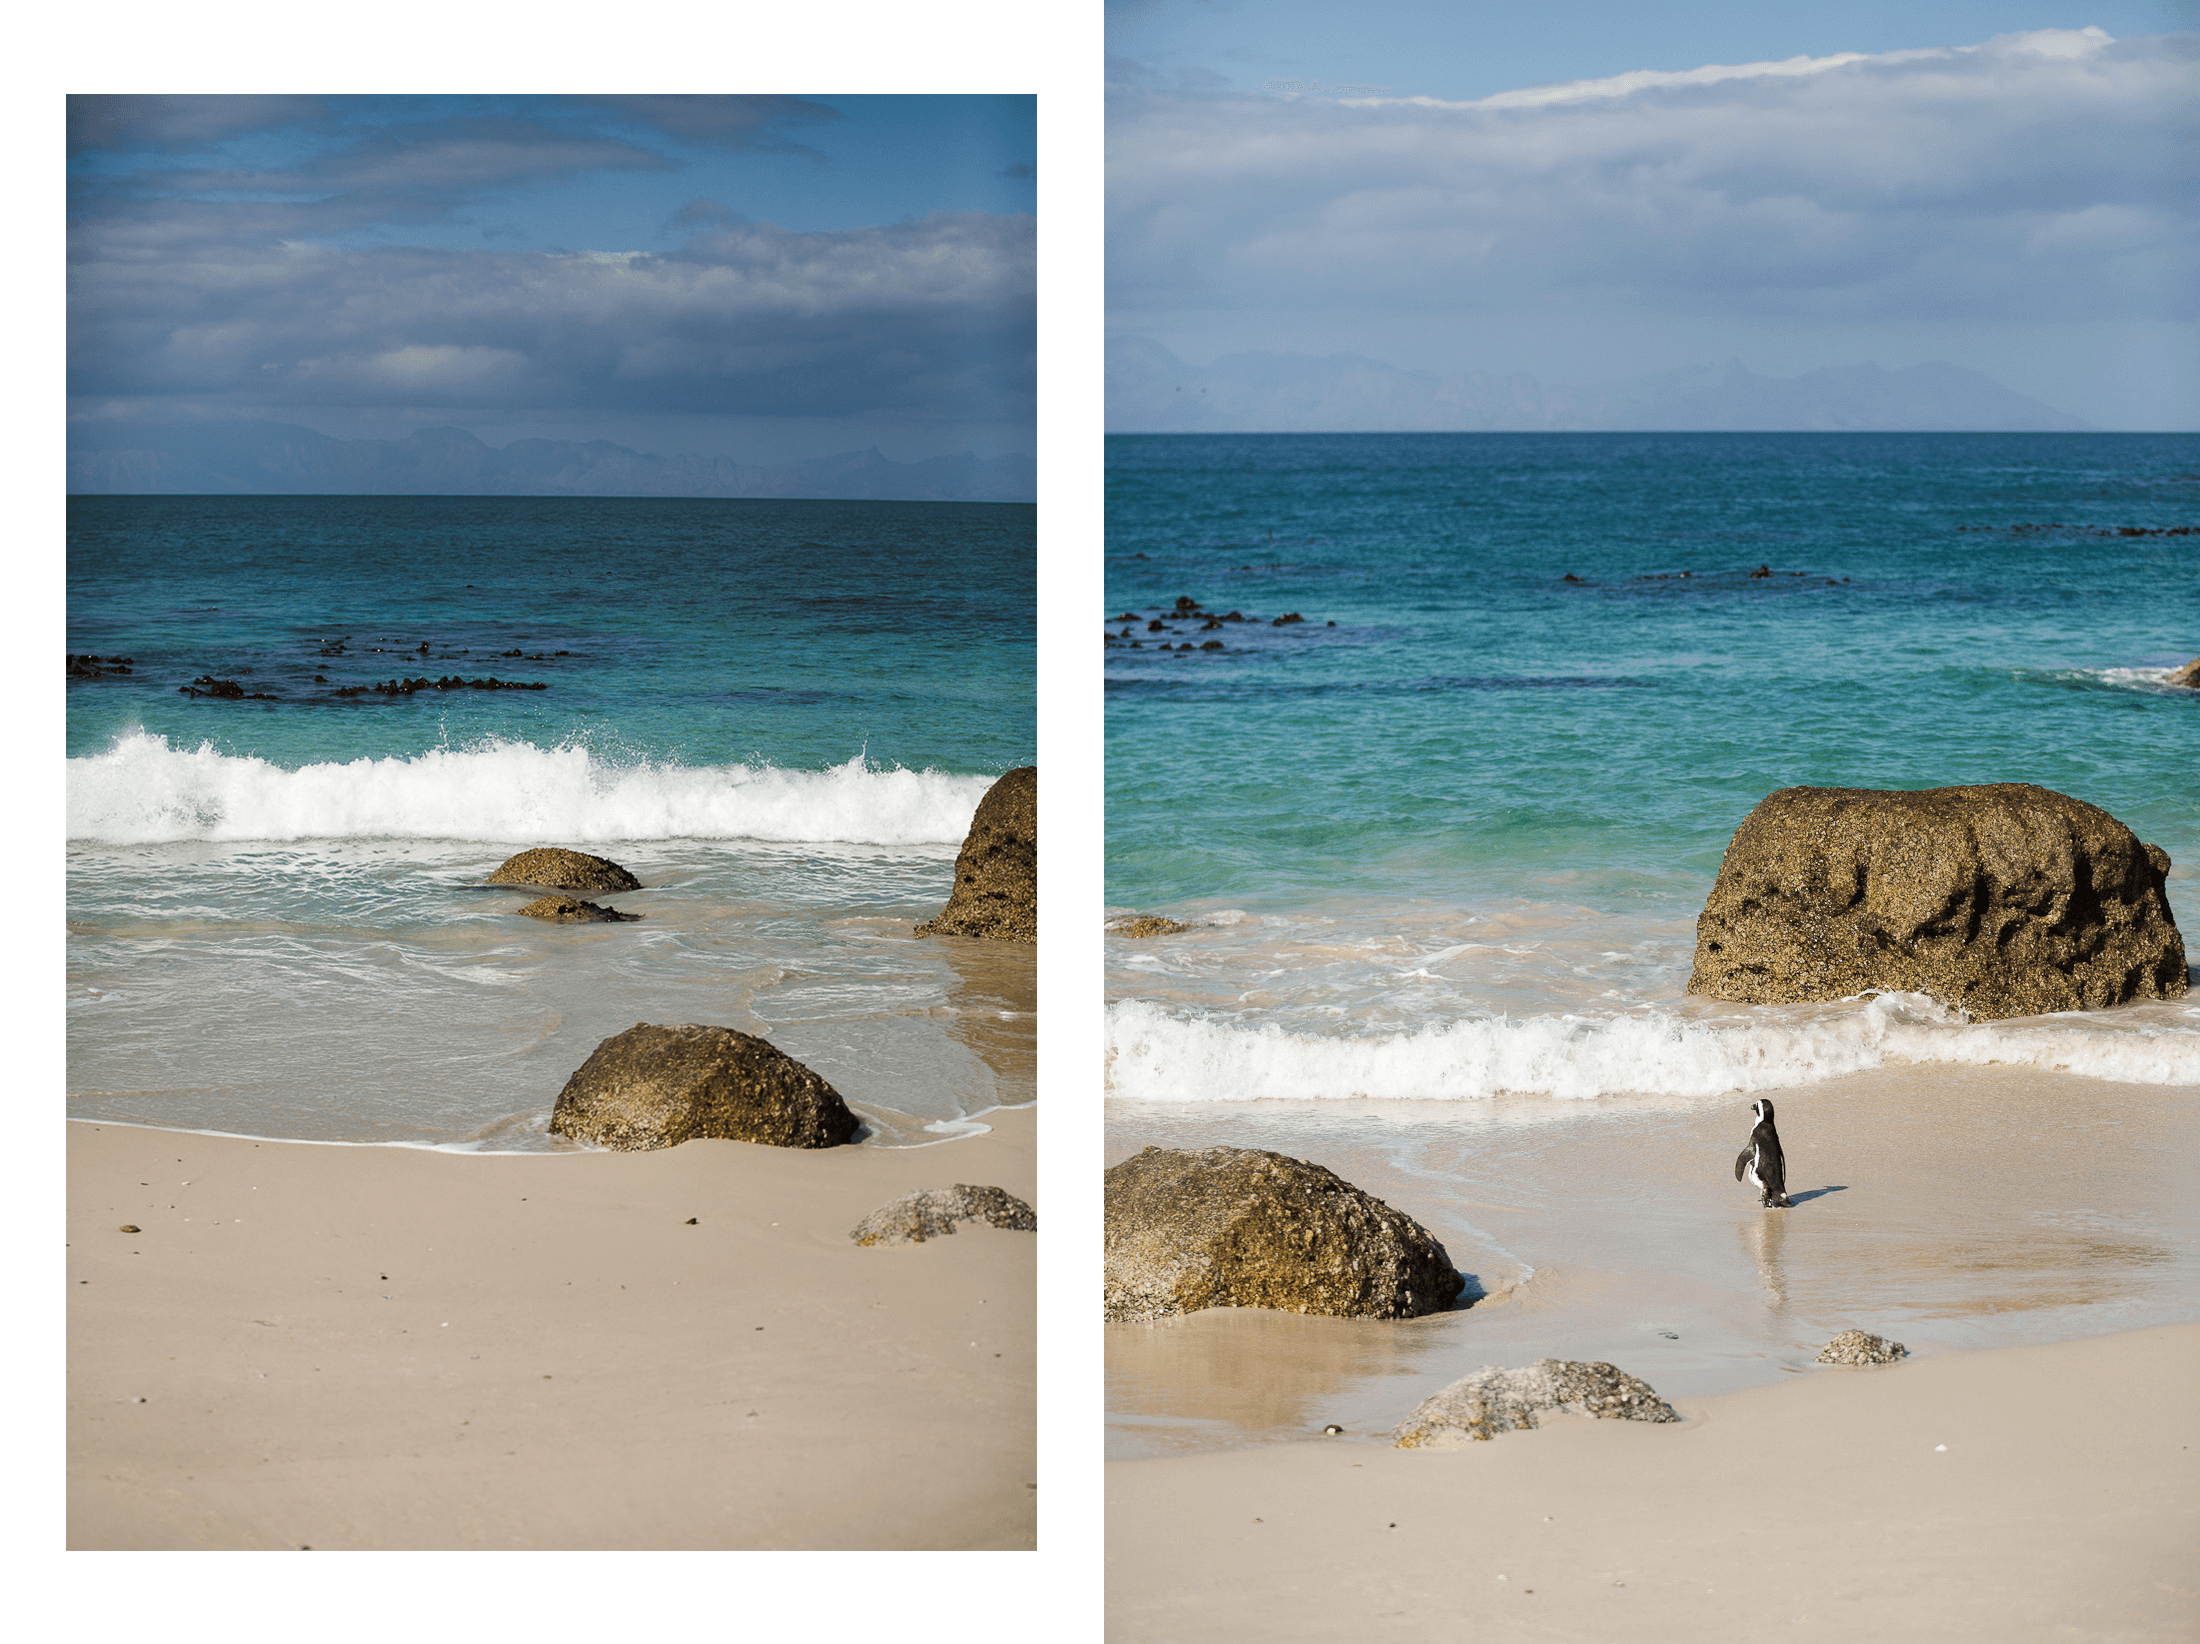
[1108,1,2200,427]
[68,95,1037,462]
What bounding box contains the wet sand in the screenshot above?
[1108,1065,2200,1457]
[68,1105,1035,1550]
[1109,1321,2200,1642]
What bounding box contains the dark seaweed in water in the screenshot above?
[332,676,548,697]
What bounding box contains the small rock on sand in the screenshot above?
[1394,1359,1680,1448]
[1817,1329,1909,1365]
[850,1185,1037,1245]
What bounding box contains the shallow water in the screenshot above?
[1105,1066,2200,1458]
[68,496,1035,1148]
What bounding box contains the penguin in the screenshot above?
[1735,1098,1791,1208]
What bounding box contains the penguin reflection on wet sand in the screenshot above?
[1735,1098,1791,1208]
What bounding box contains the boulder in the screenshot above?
[1817,1329,1908,1365]
[850,1184,1037,1246]
[1110,916,1188,938]
[548,1023,859,1151]
[485,847,641,893]
[916,767,1037,943]
[515,895,639,924]
[1394,1359,1680,1448]
[2167,657,2200,689]
[1104,1145,1461,1323]
[1687,784,2187,1020]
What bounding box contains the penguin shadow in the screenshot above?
[1442,1270,1491,1312]
[1785,1185,1849,1207]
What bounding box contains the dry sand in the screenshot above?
[1109,1321,2200,1642]
[68,1106,1035,1550]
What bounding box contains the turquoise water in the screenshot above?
[68,495,1035,1146]
[1104,434,2199,1103]
[69,494,1033,771]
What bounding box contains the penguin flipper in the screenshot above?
[1734,1147,1751,1182]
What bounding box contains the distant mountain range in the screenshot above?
[1107,338,2089,433]
[67,420,1037,502]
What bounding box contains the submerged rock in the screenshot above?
[1394,1359,1680,1448]
[1110,916,1189,938]
[1816,1329,1908,1366]
[1687,784,2187,1020]
[549,1023,859,1151]
[917,766,1037,943]
[485,848,642,893]
[1104,1145,1460,1323]
[850,1184,1037,1246]
[515,895,639,924]
[179,675,275,699]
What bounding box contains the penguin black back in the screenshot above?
[1734,1097,1790,1208]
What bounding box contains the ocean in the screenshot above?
[67,494,1035,1150]
[1103,432,2200,1453]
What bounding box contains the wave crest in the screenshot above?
[67,731,992,846]
[1104,995,2200,1102]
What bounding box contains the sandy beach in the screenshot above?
[68,1105,1035,1551]
[1105,1061,2199,1636]
[1108,1320,2199,1642]
[1108,1064,2200,1451]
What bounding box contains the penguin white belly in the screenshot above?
[1742,1148,1765,1191]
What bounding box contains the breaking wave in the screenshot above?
[1105,993,2200,1103]
[67,730,992,846]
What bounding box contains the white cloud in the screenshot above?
[1109,28,2199,334]
[71,214,1035,423]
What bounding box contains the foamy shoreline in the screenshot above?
[68,1107,1036,1549]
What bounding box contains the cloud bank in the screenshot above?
[1108,28,2198,424]
[69,97,1035,462]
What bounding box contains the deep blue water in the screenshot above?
[69,494,1034,772]
[1107,433,2197,910]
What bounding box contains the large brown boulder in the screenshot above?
[2167,656,2200,689]
[916,767,1036,942]
[1688,784,2186,1020]
[548,1023,860,1151]
[1104,1146,1461,1322]
[486,848,640,893]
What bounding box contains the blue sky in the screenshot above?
[68,95,1036,460]
[1108,2,2199,426]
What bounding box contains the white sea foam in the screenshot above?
[1105,994,2200,1103]
[2094,665,2192,691]
[67,730,991,846]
